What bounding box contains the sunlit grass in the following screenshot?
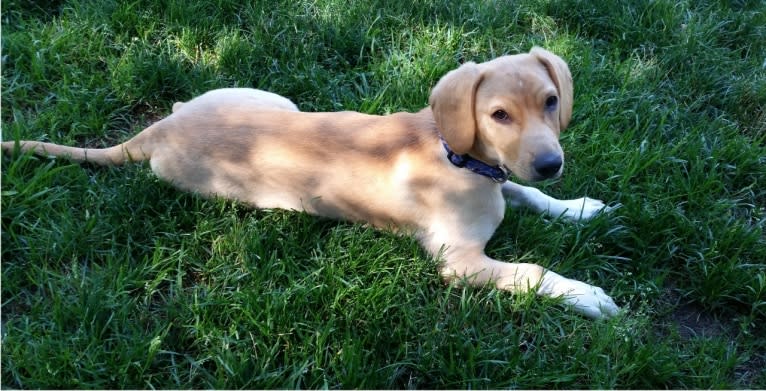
[2,0,765,388]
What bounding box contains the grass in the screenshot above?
[2,0,765,388]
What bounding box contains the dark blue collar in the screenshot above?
[440,138,508,183]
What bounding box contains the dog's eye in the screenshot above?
[492,110,510,122]
[544,96,558,111]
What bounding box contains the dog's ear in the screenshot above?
[531,47,573,130]
[429,62,482,154]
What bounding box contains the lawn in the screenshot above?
[2,0,765,388]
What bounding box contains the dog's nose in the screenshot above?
[533,153,563,179]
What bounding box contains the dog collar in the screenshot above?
[440,138,508,183]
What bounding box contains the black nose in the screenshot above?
[533,153,563,179]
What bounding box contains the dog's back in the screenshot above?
[149,102,444,229]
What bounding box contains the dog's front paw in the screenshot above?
[558,197,613,221]
[560,279,619,319]
[539,272,619,319]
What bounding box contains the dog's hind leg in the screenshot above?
[172,88,299,114]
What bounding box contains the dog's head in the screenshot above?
[429,47,573,182]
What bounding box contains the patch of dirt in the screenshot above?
[669,300,729,339]
[658,286,733,340]
[735,351,766,388]
[658,286,766,388]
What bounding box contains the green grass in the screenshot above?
[2,0,765,388]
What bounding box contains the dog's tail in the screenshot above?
[1,123,159,166]
[1,141,133,165]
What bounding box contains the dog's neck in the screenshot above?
[439,137,508,183]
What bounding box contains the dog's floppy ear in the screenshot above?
[429,62,482,154]
[531,47,573,130]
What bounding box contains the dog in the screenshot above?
[2,47,619,319]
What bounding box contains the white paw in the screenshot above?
[556,197,614,221]
[539,273,619,319]
[559,279,619,319]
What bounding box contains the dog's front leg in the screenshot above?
[439,249,619,319]
[501,181,612,221]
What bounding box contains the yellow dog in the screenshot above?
[2,47,618,319]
